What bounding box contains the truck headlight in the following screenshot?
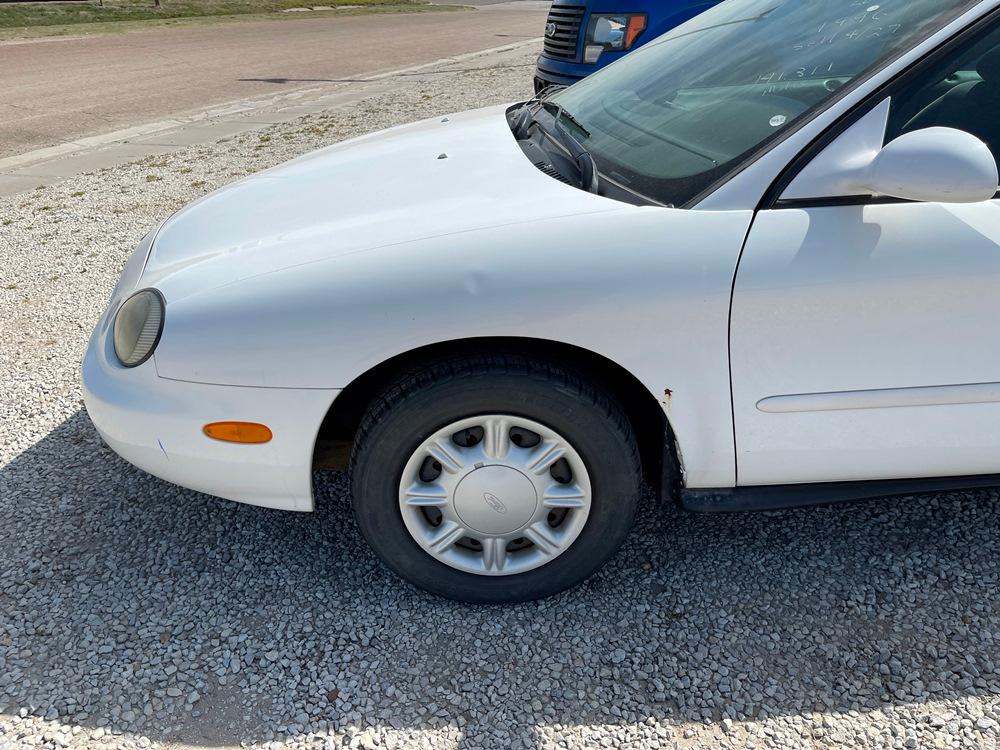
[584,14,647,63]
[113,289,164,367]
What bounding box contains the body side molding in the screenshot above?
[757,381,1000,414]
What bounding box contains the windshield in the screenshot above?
[549,0,979,207]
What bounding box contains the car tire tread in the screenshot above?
[350,351,642,602]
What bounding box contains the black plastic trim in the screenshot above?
[682,474,1000,513]
[774,190,1000,210]
[773,195,914,210]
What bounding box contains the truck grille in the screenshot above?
[542,5,585,61]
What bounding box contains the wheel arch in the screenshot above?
[313,336,683,502]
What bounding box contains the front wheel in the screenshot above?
[350,354,641,603]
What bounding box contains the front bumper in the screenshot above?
[535,47,636,93]
[534,70,583,93]
[534,58,585,93]
[82,313,339,512]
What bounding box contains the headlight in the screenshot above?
[113,289,164,367]
[584,14,647,63]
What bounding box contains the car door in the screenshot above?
[730,22,1000,487]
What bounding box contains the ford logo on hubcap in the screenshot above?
[483,492,507,514]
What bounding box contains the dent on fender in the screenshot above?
[463,270,485,296]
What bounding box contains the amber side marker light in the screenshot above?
[203,422,273,444]
[625,16,647,48]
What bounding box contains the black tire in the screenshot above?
[350,353,641,603]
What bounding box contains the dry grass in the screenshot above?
[0,0,458,40]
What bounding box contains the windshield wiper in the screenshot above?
[510,84,566,139]
[534,101,600,194]
[541,100,591,139]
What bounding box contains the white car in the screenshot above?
[84,0,1000,602]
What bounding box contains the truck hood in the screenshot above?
[142,104,620,300]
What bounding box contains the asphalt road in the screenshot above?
[0,1,548,159]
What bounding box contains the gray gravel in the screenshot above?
[3,44,1000,750]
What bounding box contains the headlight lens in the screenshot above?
[585,14,647,63]
[113,289,164,367]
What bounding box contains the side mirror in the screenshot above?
[782,98,999,205]
[864,128,998,204]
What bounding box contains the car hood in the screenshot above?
[142,104,621,300]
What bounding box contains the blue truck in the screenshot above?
[534,0,722,93]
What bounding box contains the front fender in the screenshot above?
[154,207,753,487]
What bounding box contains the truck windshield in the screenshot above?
[549,0,978,207]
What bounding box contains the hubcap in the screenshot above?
[453,465,538,535]
[398,415,592,577]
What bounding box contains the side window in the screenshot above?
[886,24,1000,166]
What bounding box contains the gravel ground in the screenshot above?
[3,44,1000,750]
